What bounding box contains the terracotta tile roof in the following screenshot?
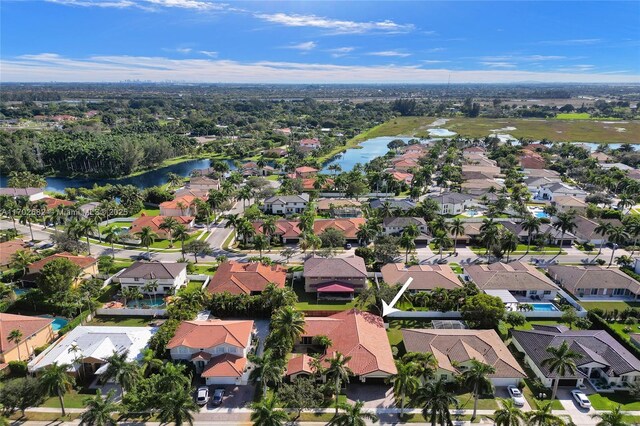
[201,353,247,378]
[402,329,526,379]
[381,263,462,291]
[159,195,199,210]
[130,215,194,238]
[295,166,319,173]
[390,171,413,184]
[207,261,287,295]
[303,255,367,279]
[0,240,27,267]
[167,320,253,350]
[119,262,187,280]
[301,177,334,190]
[299,138,320,146]
[0,313,53,353]
[252,219,302,239]
[41,197,74,210]
[298,309,396,377]
[286,354,316,376]
[28,252,97,273]
[464,261,558,292]
[552,195,587,208]
[313,218,366,239]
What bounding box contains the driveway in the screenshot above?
[494,386,532,411]
[346,384,394,408]
[203,384,255,410]
[253,319,270,356]
[557,388,594,426]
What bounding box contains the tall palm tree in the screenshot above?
[493,398,527,426]
[224,213,241,233]
[325,352,353,415]
[461,360,496,420]
[431,232,452,260]
[76,218,98,255]
[122,287,143,308]
[102,226,120,259]
[552,211,577,255]
[416,378,458,426]
[173,225,189,257]
[39,362,75,416]
[260,217,277,247]
[0,195,19,231]
[399,232,416,263]
[101,350,140,395]
[18,203,36,241]
[480,218,499,255]
[624,216,640,256]
[136,226,158,258]
[430,215,448,236]
[140,348,163,377]
[449,218,464,255]
[329,400,379,426]
[253,234,269,258]
[521,216,541,254]
[248,350,285,397]
[167,172,183,188]
[527,402,565,426]
[606,225,630,267]
[387,360,420,416]
[7,329,23,361]
[157,389,198,426]
[142,279,159,307]
[356,223,377,247]
[271,306,305,346]
[11,249,35,278]
[541,341,583,400]
[250,396,288,426]
[594,221,612,259]
[80,389,118,426]
[159,216,179,248]
[501,230,519,263]
[591,405,629,426]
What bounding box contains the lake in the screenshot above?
[322,136,424,172]
[0,159,212,192]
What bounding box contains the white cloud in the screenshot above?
[327,47,355,58]
[538,38,602,45]
[522,55,566,61]
[480,61,516,68]
[175,47,192,54]
[254,13,414,34]
[284,42,317,51]
[3,53,638,84]
[45,0,228,10]
[368,50,411,57]
[422,60,449,64]
[199,50,218,58]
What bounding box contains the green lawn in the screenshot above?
[589,393,640,410]
[455,393,499,410]
[41,389,96,409]
[190,264,217,274]
[87,316,157,327]
[514,320,574,331]
[578,301,640,311]
[449,262,463,274]
[133,208,160,217]
[292,279,356,311]
[555,113,592,120]
[181,281,206,293]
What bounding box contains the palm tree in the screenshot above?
[527,402,565,426]
[449,218,464,255]
[299,232,322,254]
[260,217,277,247]
[140,348,163,377]
[480,218,499,255]
[136,226,158,258]
[76,218,98,255]
[591,405,629,426]
[625,217,640,256]
[225,213,241,233]
[102,226,120,259]
[271,306,305,346]
[122,287,143,308]
[416,378,458,426]
[521,216,541,254]
[431,232,452,260]
[329,400,379,426]
[159,216,179,248]
[387,360,420,417]
[399,232,416,263]
[356,223,376,247]
[173,225,189,257]
[167,172,183,188]
[157,389,198,426]
[11,249,34,278]
[541,341,583,400]
[7,329,23,361]
[250,396,288,426]
[430,215,448,236]
[606,225,630,267]
[101,350,140,395]
[40,362,75,416]
[594,221,612,259]
[142,279,159,307]
[253,234,269,258]
[238,186,253,209]
[325,352,353,415]
[248,350,285,397]
[493,398,527,426]
[80,389,118,426]
[552,211,577,255]
[501,230,519,263]
[237,218,256,247]
[18,204,36,241]
[461,360,496,420]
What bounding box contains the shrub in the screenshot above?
[8,361,27,377]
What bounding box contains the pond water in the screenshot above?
[322,136,424,172]
[0,159,212,192]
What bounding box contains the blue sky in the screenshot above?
[2,0,639,83]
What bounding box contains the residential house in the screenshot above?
[25,252,97,285]
[462,146,486,155]
[523,168,560,179]
[402,329,526,387]
[462,179,503,196]
[551,196,588,215]
[241,162,274,177]
[0,239,27,270]
[370,198,416,213]
[298,138,321,150]
[251,219,302,244]
[382,217,429,242]
[548,265,640,299]
[601,163,634,172]
[303,255,368,298]
[159,195,198,216]
[187,176,220,191]
[391,159,419,172]
[117,262,188,295]
[512,325,640,389]
[524,176,562,193]
[167,320,254,385]
[591,152,612,163]
[448,222,483,246]
[463,154,498,168]
[41,197,74,210]
[300,177,334,191]
[207,261,287,295]
[535,182,587,201]
[316,198,362,218]
[0,188,46,201]
[428,192,474,215]
[289,166,319,179]
[390,171,413,186]
[130,215,194,239]
[286,309,396,383]
[28,326,157,377]
[502,221,576,247]
[519,152,546,169]
[79,202,100,217]
[174,188,210,199]
[464,262,559,301]
[262,193,309,215]
[0,314,54,362]
[462,164,502,179]
[381,263,462,292]
[313,218,366,242]
[572,216,623,245]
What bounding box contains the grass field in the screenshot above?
[364,116,640,144]
[589,393,640,410]
[577,301,640,311]
[88,316,156,327]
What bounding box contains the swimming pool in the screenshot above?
[534,211,549,219]
[38,315,69,331]
[13,288,29,296]
[126,299,166,308]
[529,303,558,312]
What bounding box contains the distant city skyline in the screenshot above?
[2,0,639,83]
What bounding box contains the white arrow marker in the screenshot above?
[382,277,413,317]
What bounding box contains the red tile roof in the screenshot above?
[159,195,199,210]
[0,314,53,353]
[295,166,319,173]
[41,197,74,210]
[167,320,254,350]
[252,219,302,239]
[202,353,247,378]
[313,218,366,239]
[207,261,287,295]
[28,252,96,273]
[0,240,27,267]
[286,354,315,376]
[130,215,194,238]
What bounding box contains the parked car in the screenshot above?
[195,387,209,406]
[212,388,225,406]
[38,242,54,249]
[193,223,206,229]
[571,390,591,409]
[137,252,152,261]
[507,385,525,406]
[345,243,352,250]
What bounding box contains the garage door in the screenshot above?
[206,377,237,386]
[558,379,578,387]
[492,378,520,387]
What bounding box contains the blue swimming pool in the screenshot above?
[126,299,166,308]
[530,303,558,312]
[38,315,69,331]
[535,211,549,219]
[13,288,29,296]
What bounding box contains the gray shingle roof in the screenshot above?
[464,262,558,291]
[303,256,367,278]
[264,193,309,204]
[428,192,474,205]
[370,199,416,211]
[548,265,640,294]
[382,217,427,228]
[119,262,187,279]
